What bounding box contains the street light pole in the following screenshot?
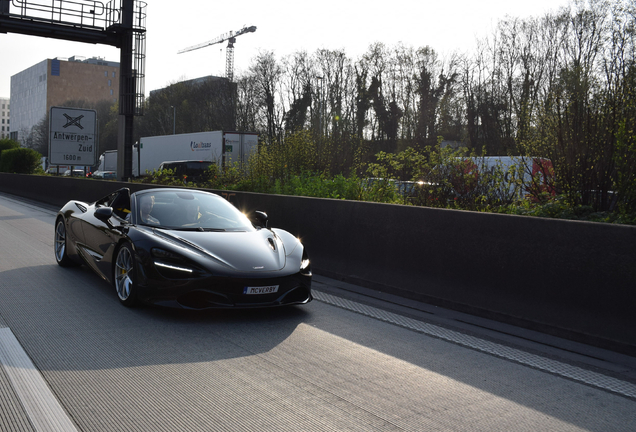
[316,76,323,136]
[170,106,176,134]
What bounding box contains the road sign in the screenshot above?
[49,107,97,166]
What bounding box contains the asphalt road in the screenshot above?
[0,192,635,432]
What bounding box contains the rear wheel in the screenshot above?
[54,218,76,267]
[114,243,138,307]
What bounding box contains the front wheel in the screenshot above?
[54,218,77,267]
[114,243,138,307]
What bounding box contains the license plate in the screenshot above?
[243,285,279,295]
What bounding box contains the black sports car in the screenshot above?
[54,188,312,309]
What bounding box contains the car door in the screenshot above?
[65,203,88,258]
[80,190,130,281]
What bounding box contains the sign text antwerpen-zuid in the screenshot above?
[49,107,98,166]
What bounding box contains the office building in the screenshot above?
[10,56,119,143]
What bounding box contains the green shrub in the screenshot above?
[138,168,187,186]
[0,138,20,157]
[271,171,363,200]
[0,147,42,174]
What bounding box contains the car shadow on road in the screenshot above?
[0,264,312,372]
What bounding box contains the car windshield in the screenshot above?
[134,190,255,232]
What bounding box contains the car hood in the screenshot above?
[155,228,286,272]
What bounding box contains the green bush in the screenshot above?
[0,138,20,156]
[0,147,42,174]
[270,171,363,200]
[138,168,188,186]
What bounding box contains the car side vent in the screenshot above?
[75,203,87,213]
[267,238,276,251]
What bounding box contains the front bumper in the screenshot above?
[137,272,312,309]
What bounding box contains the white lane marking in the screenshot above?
[0,328,79,432]
[313,290,636,399]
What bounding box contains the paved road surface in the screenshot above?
[0,192,634,431]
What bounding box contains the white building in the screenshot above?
[0,97,9,139]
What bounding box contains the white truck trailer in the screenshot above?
[133,131,258,177]
[96,150,118,172]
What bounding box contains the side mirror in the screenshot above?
[94,206,114,222]
[253,211,268,228]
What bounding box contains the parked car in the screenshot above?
[92,170,117,179]
[54,188,313,309]
[62,169,86,177]
[45,165,70,175]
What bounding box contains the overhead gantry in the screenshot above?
[0,0,147,180]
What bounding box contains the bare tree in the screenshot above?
[281,51,314,133]
[246,51,285,145]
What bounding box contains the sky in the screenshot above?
[0,0,573,98]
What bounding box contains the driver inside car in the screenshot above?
[138,194,160,224]
[183,201,202,226]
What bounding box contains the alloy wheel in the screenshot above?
[115,246,134,301]
[54,220,66,263]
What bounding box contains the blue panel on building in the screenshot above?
[51,59,60,76]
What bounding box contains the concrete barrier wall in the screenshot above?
[1,173,634,355]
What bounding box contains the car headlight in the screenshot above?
[154,261,193,274]
[151,248,196,278]
[301,258,310,270]
[300,250,311,275]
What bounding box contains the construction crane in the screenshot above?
[178,25,257,82]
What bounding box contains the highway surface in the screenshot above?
[0,192,635,432]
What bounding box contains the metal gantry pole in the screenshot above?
[117,0,135,181]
